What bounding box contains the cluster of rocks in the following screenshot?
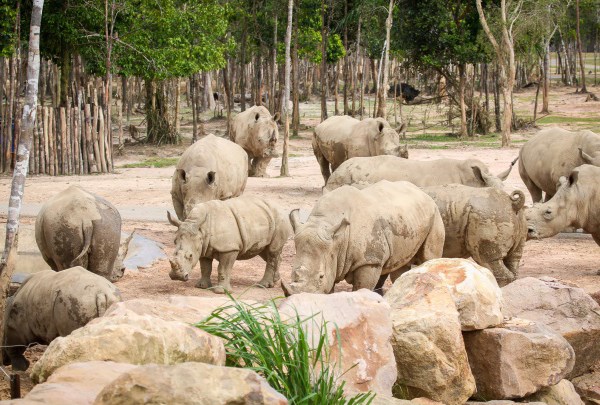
[4,258,600,404]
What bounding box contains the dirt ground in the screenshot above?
[0,85,599,399]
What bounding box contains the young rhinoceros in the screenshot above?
[526,164,600,247]
[35,185,133,282]
[171,134,248,220]
[167,196,292,294]
[424,184,527,286]
[2,267,121,371]
[230,105,280,177]
[282,180,445,295]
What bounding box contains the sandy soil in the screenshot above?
[0,86,599,399]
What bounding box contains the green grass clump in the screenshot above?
[121,157,179,168]
[537,116,600,124]
[196,297,375,405]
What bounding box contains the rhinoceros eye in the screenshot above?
[543,208,553,220]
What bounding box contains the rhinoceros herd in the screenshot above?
[5,107,600,371]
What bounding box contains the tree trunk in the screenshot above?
[376,0,394,118]
[542,42,550,113]
[458,63,467,137]
[352,18,361,116]
[0,0,44,358]
[240,21,247,112]
[59,48,70,107]
[291,0,300,137]
[342,0,349,115]
[223,63,232,138]
[271,16,278,113]
[280,0,293,177]
[575,0,587,93]
[320,0,328,122]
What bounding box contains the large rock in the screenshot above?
[463,317,575,400]
[385,272,476,405]
[502,277,600,377]
[525,379,584,405]
[0,362,136,405]
[30,313,225,383]
[466,401,546,404]
[94,362,288,405]
[404,258,504,330]
[572,371,600,405]
[370,396,443,405]
[278,289,397,396]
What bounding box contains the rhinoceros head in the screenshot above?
[525,172,580,240]
[167,211,204,281]
[470,157,517,190]
[282,210,349,296]
[176,167,218,218]
[252,109,280,157]
[371,118,409,159]
[110,231,135,281]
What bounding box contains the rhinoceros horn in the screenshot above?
[579,148,594,164]
[289,209,302,233]
[167,211,182,227]
[496,156,519,181]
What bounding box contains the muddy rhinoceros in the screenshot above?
[519,128,600,202]
[167,196,292,294]
[324,155,517,193]
[424,184,527,286]
[526,164,600,247]
[2,266,121,371]
[171,134,248,220]
[35,186,133,282]
[230,105,280,177]
[282,180,445,295]
[312,115,408,184]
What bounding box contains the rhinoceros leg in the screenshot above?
[196,257,213,289]
[482,259,516,287]
[257,250,281,288]
[351,265,382,291]
[5,347,29,371]
[373,266,409,295]
[252,157,271,178]
[414,212,445,265]
[212,252,237,294]
[592,233,600,248]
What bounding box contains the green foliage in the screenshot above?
[0,0,17,56]
[196,296,375,405]
[120,157,179,168]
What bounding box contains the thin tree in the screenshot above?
[376,0,394,119]
[320,0,328,121]
[280,0,293,176]
[476,0,522,147]
[575,0,587,93]
[0,0,44,346]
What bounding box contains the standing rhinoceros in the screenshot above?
[526,164,600,247]
[171,134,248,220]
[35,186,133,282]
[167,196,292,294]
[230,105,280,177]
[312,115,408,184]
[424,184,527,286]
[519,128,600,202]
[324,155,517,193]
[2,267,121,371]
[282,180,445,295]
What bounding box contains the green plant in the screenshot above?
[196,297,374,405]
[121,157,179,168]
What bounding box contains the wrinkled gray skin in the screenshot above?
[230,105,280,177]
[282,181,445,295]
[171,134,248,220]
[168,196,292,294]
[35,186,133,282]
[526,165,600,247]
[2,267,121,371]
[324,155,516,192]
[312,115,408,184]
[519,128,600,202]
[424,184,528,286]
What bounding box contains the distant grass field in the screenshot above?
[121,157,179,168]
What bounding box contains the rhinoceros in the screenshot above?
[167,196,292,294]
[324,155,517,193]
[519,128,600,202]
[424,184,527,286]
[2,266,121,371]
[171,134,248,220]
[312,115,408,184]
[35,186,133,282]
[281,180,445,295]
[230,105,280,177]
[525,164,600,247]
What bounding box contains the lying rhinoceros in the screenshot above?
[519,128,600,202]
[324,155,516,193]
[424,184,527,286]
[230,105,280,177]
[2,266,121,371]
[167,196,292,294]
[312,115,408,184]
[35,185,133,281]
[526,164,600,247]
[171,134,248,220]
[282,180,445,295]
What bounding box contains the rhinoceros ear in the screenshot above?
[568,170,579,186]
[579,148,594,164]
[177,169,187,183]
[289,209,302,233]
[255,113,260,122]
[273,112,281,123]
[167,211,182,227]
[471,165,486,184]
[326,217,350,239]
[207,171,216,185]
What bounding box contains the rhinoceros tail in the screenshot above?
[70,224,93,267]
[510,190,526,213]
